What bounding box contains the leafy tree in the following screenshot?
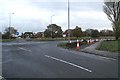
[0,32,2,39]
[44,29,51,38]
[103,1,120,40]
[100,29,114,36]
[91,29,100,38]
[2,27,17,39]
[72,26,83,38]
[44,24,63,38]
[84,29,93,36]
[5,27,17,34]
[35,32,44,38]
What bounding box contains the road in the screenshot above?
[2,41,118,78]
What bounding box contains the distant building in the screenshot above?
[63,29,73,37]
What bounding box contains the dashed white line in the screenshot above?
[99,56,117,60]
[2,60,12,64]
[0,76,3,79]
[18,47,32,52]
[44,55,92,73]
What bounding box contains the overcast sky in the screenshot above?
[0,0,112,33]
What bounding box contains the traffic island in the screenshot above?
[58,40,96,51]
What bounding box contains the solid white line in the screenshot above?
[44,55,92,73]
[18,47,32,52]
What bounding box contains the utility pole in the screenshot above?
[51,15,54,38]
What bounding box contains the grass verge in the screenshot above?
[33,37,92,41]
[58,41,90,50]
[0,39,2,42]
[96,40,120,53]
[1,39,15,42]
[57,42,68,49]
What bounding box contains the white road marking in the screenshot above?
[99,56,117,60]
[18,47,32,52]
[44,55,92,73]
[2,60,12,64]
[0,76,3,79]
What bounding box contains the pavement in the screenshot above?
[2,41,118,78]
[80,40,118,59]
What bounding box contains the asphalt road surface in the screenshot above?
[2,41,118,78]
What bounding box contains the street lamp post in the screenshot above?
[51,15,55,38]
[68,0,71,43]
[9,13,14,39]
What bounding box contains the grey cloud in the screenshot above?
[0,0,112,33]
[28,1,104,12]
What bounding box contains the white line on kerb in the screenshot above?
[44,55,92,73]
[18,47,32,52]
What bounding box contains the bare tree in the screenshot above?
[103,1,120,40]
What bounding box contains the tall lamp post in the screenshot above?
[9,13,14,39]
[68,0,71,43]
[51,15,55,38]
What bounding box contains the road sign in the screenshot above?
[16,32,19,35]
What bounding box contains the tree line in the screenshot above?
[1,24,114,39]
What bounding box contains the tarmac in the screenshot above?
[80,40,118,59]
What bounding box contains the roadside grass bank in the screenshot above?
[96,40,120,53]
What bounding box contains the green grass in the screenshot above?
[57,42,68,49]
[58,41,88,49]
[97,40,119,53]
[99,36,115,39]
[1,39,15,42]
[0,39,2,42]
[33,36,92,41]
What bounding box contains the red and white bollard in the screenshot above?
[76,40,80,49]
[87,40,90,44]
[90,39,93,44]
